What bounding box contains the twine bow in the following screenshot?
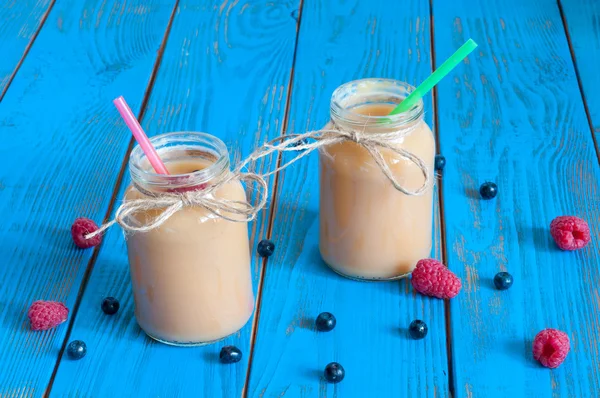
[86,124,431,239]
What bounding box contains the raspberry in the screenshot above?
[550,216,591,251]
[533,328,570,368]
[411,259,462,299]
[28,301,69,331]
[71,217,102,248]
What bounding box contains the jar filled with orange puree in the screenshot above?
[319,79,435,280]
[124,132,254,346]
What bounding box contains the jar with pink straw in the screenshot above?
[113,96,256,346]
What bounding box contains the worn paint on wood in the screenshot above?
[1,0,600,396]
[433,0,600,396]
[0,0,52,95]
[49,0,300,396]
[0,0,176,394]
[561,0,600,143]
[246,0,449,397]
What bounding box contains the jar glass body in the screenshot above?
[125,132,254,346]
[319,79,435,280]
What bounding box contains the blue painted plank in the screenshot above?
[49,1,300,396]
[433,0,600,396]
[561,0,600,142]
[247,1,449,397]
[0,0,176,395]
[0,0,52,95]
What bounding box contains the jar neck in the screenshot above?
[129,132,230,194]
[330,78,424,133]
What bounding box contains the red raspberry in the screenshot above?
[550,216,591,251]
[71,217,102,248]
[28,301,69,331]
[533,328,570,368]
[411,259,462,299]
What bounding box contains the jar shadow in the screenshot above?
[307,245,336,279]
[269,202,328,278]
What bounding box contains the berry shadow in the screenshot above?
[394,326,409,339]
[299,316,316,331]
[6,302,28,332]
[47,224,71,248]
[203,350,220,364]
[482,277,498,291]
[506,338,539,368]
[302,368,324,380]
[530,226,561,253]
[465,187,481,200]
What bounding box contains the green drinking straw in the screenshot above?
[388,38,478,116]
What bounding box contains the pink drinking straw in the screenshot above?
[113,96,170,175]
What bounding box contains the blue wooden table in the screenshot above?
[1,0,599,396]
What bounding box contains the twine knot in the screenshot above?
[180,192,197,207]
[348,130,361,143]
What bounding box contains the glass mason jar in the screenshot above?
[319,79,435,280]
[124,132,254,346]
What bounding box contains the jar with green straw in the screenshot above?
[318,39,477,281]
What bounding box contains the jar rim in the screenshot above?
[129,131,230,190]
[330,78,424,128]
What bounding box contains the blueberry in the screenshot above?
[101,297,120,315]
[324,362,345,383]
[434,155,446,171]
[315,312,336,332]
[257,239,275,258]
[479,182,498,200]
[219,345,242,364]
[494,272,513,290]
[408,320,428,340]
[67,340,87,360]
[292,138,308,149]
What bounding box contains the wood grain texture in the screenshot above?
[560,0,600,144]
[433,0,600,396]
[247,0,449,396]
[49,0,300,396]
[0,0,176,395]
[0,0,53,95]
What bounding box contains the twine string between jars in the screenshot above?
[86,125,431,239]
